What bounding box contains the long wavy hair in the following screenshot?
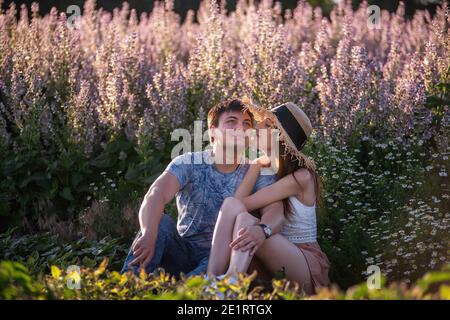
[276,142,321,221]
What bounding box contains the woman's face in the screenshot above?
[255,118,275,153]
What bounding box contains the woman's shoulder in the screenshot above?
[292,168,314,187]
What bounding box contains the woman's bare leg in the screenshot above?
[247,257,272,281]
[226,212,260,277]
[212,202,314,294]
[255,234,314,294]
[207,197,247,276]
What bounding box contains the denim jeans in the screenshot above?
[120,214,210,278]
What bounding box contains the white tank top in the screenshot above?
[280,196,317,243]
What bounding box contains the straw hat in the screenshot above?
[243,99,316,171]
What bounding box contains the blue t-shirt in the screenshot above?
[165,150,276,249]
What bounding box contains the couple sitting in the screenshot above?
[121,98,330,295]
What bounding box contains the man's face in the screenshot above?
[210,111,253,149]
[255,117,275,153]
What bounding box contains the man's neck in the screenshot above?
[212,144,244,174]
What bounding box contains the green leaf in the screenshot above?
[48,180,59,199]
[90,154,114,169]
[425,96,450,108]
[71,172,84,189]
[26,251,39,266]
[434,82,449,92]
[18,172,47,188]
[143,172,162,184]
[185,276,205,288]
[82,256,96,268]
[418,271,450,292]
[125,165,139,181]
[59,187,74,201]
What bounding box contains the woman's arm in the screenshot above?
[234,156,271,200]
[241,169,313,212]
[234,163,261,199]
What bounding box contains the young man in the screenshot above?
[121,99,284,278]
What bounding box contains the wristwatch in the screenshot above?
[257,224,272,239]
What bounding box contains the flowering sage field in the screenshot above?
[0,0,449,299]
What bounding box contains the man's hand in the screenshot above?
[230,225,266,256]
[129,232,155,271]
[129,171,180,271]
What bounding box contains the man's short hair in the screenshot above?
[207,99,255,128]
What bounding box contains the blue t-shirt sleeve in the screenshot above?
[252,170,277,193]
[164,153,193,190]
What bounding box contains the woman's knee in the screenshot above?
[235,211,260,226]
[218,197,247,221]
[221,197,246,212]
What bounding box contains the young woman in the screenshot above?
[207,102,330,295]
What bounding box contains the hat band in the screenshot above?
[272,105,307,150]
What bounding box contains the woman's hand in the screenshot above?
[230,225,266,256]
[251,155,271,168]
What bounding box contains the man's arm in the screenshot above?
[129,171,180,269]
[139,171,180,234]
